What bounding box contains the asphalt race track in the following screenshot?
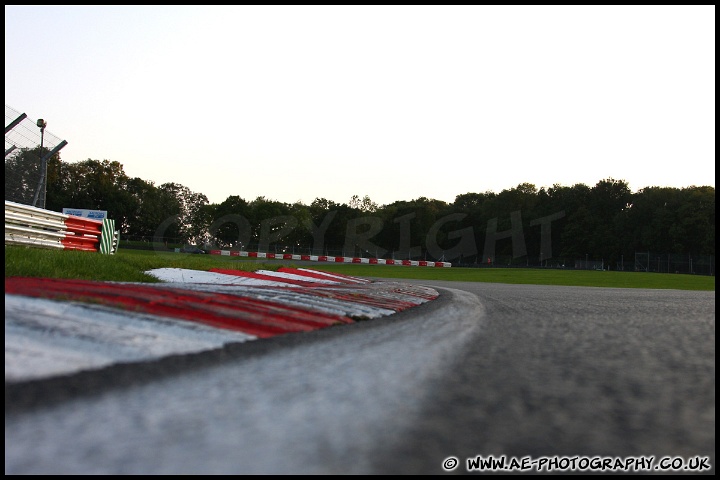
[5,274,716,475]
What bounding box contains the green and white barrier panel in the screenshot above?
[100,219,119,254]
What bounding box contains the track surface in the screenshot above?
[5,277,715,474]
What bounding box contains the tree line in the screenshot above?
[5,148,715,268]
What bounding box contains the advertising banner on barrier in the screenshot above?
[62,208,107,220]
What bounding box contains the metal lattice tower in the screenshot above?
[5,104,68,208]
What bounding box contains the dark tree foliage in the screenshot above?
[20,153,714,263]
[5,147,50,205]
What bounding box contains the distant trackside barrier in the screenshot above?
[4,200,119,254]
[207,248,452,267]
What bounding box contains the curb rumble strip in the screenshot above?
[5,267,439,382]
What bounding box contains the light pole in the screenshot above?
[37,119,47,208]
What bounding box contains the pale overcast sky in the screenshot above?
[5,5,715,206]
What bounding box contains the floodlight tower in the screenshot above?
[37,119,47,208]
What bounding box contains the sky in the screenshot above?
[5,5,715,207]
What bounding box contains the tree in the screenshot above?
[5,146,56,206]
[306,198,342,255]
[349,194,379,213]
[676,186,715,256]
[124,178,176,239]
[158,182,209,244]
[587,178,632,264]
[45,159,135,232]
[554,183,592,258]
[209,195,250,248]
[625,186,677,253]
[381,197,451,260]
[247,197,295,252]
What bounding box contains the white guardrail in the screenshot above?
[5,200,119,254]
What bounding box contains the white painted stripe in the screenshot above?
[365,290,428,305]
[145,268,290,286]
[254,269,341,284]
[5,294,256,382]
[145,282,402,318]
[223,289,394,319]
[296,268,369,284]
[6,268,440,383]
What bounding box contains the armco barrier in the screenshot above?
[5,200,119,254]
[206,249,452,267]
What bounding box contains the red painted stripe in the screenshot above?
[5,277,353,338]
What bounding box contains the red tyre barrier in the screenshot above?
[63,216,102,236]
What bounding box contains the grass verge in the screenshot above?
[4,246,715,291]
[4,246,282,283]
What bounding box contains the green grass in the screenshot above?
[4,246,282,283]
[4,245,715,291]
[310,264,715,291]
